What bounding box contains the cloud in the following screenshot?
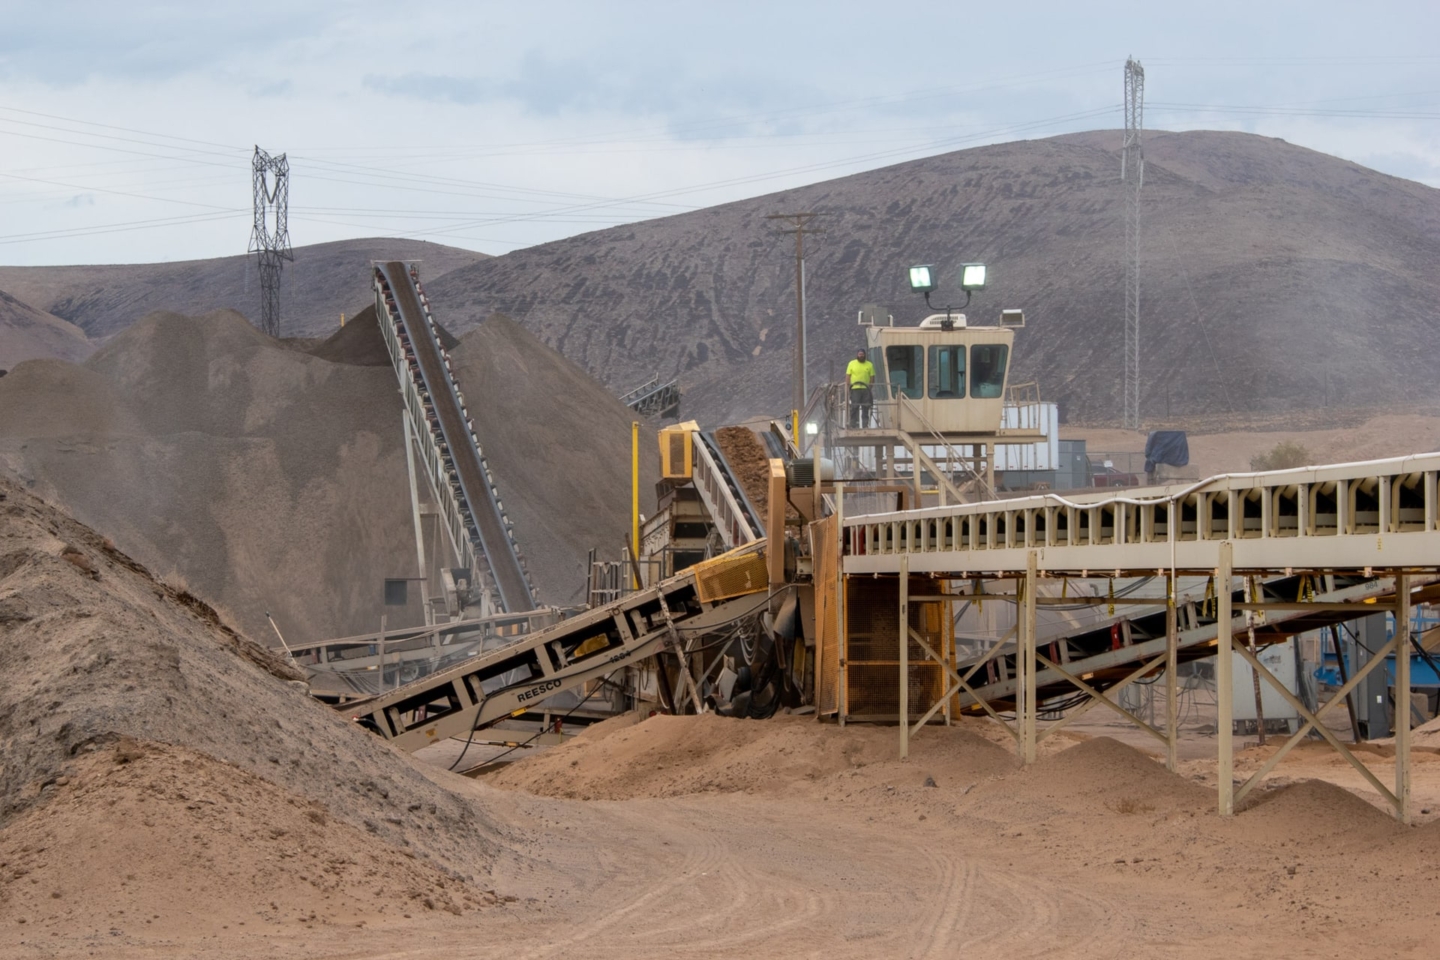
[364,49,820,132]
[250,79,294,98]
[362,72,492,106]
[0,5,327,86]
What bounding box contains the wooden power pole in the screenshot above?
[766,212,823,417]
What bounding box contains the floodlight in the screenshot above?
[959,262,987,291]
[805,421,820,436]
[908,265,936,293]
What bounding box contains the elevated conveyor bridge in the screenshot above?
[832,453,1440,820]
[373,262,536,613]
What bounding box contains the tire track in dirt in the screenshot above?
[915,849,979,959]
[510,811,731,960]
[583,803,833,955]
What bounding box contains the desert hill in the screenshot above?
[0,237,485,342]
[0,287,92,372]
[0,307,655,645]
[419,129,1440,426]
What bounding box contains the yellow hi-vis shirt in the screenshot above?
[846,357,875,388]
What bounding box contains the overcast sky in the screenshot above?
[1,1,1437,265]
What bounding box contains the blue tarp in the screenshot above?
[1145,430,1189,473]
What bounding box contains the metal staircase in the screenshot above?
[620,375,680,419]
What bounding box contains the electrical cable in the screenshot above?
[449,667,620,772]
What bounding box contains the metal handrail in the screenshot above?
[691,436,760,548]
[895,393,997,500]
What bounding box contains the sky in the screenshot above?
[1,1,1438,265]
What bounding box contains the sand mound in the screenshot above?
[1012,737,1210,809]
[488,713,1016,799]
[1408,712,1440,750]
[1236,778,1400,843]
[0,475,497,880]
[0,739,494,938]
[0,308,422,643]
[0,305,658,642]
[306,306,391,366]
[0,360,139,439]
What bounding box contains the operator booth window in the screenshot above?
[885,345,923,399]
[928,345,966,398]
[970,343,1009,398]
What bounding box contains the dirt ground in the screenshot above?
[7,425,1440,958]
[8,709,1440,958]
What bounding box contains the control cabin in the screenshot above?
[860,312,1021,437]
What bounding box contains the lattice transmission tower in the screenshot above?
[1121,58,1144,429]
[249,146,293,337]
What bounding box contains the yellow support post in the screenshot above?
[631,421,640,590]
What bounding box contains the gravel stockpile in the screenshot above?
[0,475,500,883]
[0,303,657,644]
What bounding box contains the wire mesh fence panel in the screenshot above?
[842,576,948,720]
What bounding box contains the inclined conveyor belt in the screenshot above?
[374,262,535,612]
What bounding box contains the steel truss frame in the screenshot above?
[842,454,1440,822]
[880,554,1428,822]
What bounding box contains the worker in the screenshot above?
[846,348,875,428]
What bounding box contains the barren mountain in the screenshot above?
[0,287,92,371]
[0,238,485,342]
[420,130,1440,426]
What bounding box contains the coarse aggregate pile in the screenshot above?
[0,305,657,646]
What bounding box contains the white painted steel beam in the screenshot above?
[843,453,1440,577]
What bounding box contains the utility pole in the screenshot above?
[766,212,823,418]
[249,146,293,337]
[1122,58,1145,430]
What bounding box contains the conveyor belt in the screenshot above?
[345,545,769,753]
[838,452,1440,718]
[691,431,763,549]
[374,262,535,612]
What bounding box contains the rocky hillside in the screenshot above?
[0,287,92,371]
[0,238,485,342]
[421,130,1440,425]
